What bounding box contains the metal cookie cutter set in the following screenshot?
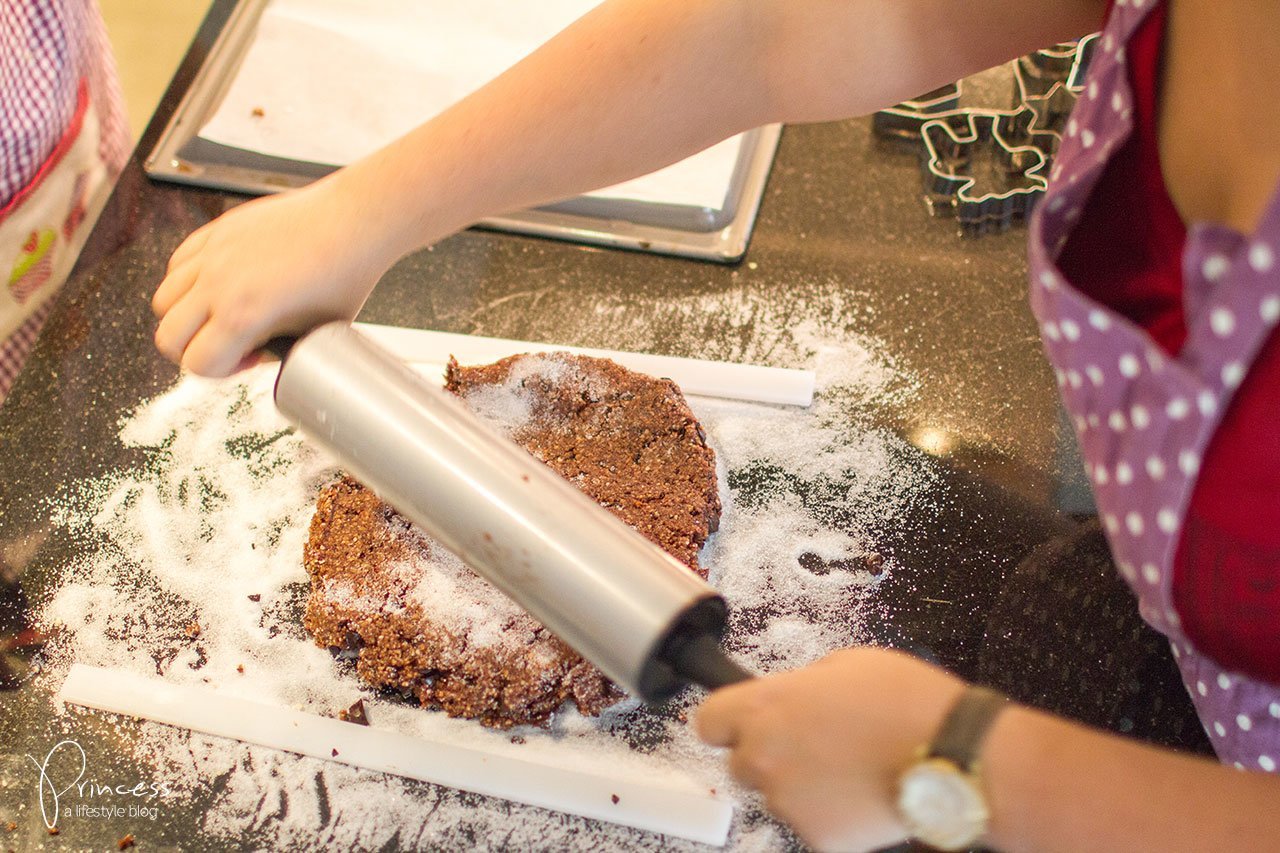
[874,35,1098,234]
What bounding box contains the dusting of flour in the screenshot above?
[35,330,935,850]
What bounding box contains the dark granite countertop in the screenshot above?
[0,3,1209,851]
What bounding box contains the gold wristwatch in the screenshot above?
[896,685,1008,851]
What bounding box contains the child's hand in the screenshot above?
[152,175,395,377]
[695,647,965,852]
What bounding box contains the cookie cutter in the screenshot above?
[873,35,1098,232]
[919,108,1049,232]
[1017,41,1080,90]
[873,35,1092,143]
[1066,33,1098,91]
[1008,33,1100,155]
[1010,73,1076,155]
[872,82,964,140]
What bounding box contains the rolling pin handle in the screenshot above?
[671,632,754,691]
[262,335,298,362]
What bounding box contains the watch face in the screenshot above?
[897,758,989,851]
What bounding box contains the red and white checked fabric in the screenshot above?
[0,299,50,399]
[0,0,129,404]
[1,0,127,206]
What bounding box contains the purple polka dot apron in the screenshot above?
[1028,0,1280,771]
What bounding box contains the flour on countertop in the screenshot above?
[34,330,935,850]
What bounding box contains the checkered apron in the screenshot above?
[0,0,129,401]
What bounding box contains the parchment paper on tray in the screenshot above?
[198,0,745,212]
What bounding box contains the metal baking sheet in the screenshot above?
[144,0,781,263]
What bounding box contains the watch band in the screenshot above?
[929,685,1009,769]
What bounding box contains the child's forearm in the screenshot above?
[331,0,1107,266]
[152,0,1107,377]
[337,0,771,263]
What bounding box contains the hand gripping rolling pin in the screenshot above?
[269,322,751,701]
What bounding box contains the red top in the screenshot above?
[1058,2,1280,685]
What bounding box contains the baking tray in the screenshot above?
[144,0,782,263]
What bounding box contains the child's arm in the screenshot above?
[152,0,1105,376]
[696,648,1280,852]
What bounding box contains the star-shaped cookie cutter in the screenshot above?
[1010,33,1100,155]
[918,108,1050,231]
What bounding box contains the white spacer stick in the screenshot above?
[58,664,732,846]
[354,322,815,407]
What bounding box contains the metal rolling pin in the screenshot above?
[269,322,751,701]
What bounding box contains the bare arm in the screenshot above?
[153,0,1106,375]
[986,701,1276,852]
[352,0,1107,255]
[695,648,1280,852]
